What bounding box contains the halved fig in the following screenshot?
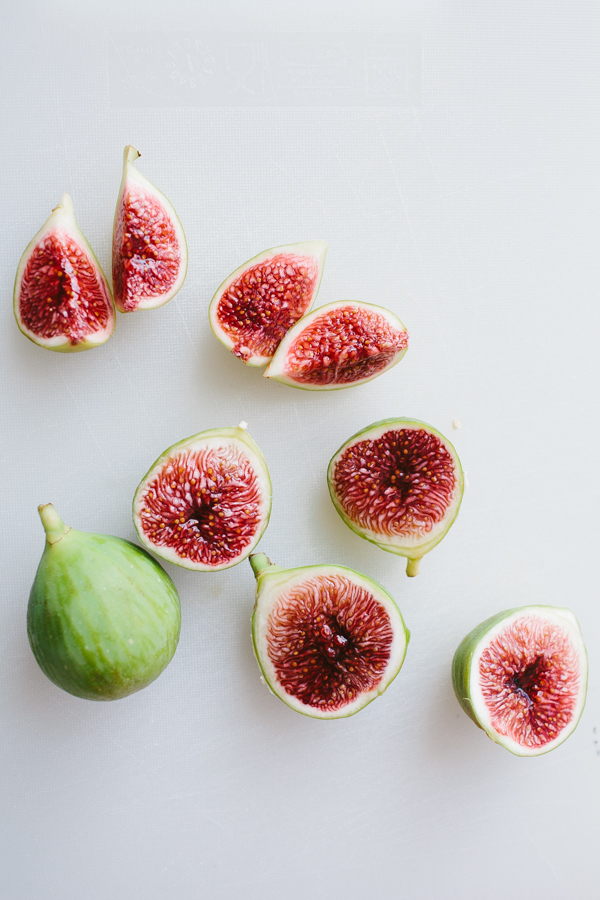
[264,301,408,390]
[328,418,463,576]
[250,553,410,718]
[209,241,328,366]
[133,425,271,571]
[112,146,188,312]
[13,194,115,352]
[452,606,588,756]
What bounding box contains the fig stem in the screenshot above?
[38,504,71,545]
[406,557,421,577]
[124,145,141,166]
[53,193,74,215]
[250,553,272,578]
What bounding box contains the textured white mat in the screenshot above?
[1,2,598,898]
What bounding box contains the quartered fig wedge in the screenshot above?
[14,194,115,352]
[209,240,328,366]
[250,553,410,718]
[28,504,181,701]
[264,301,408,390]
[452,606,588,756]
[133,425,271,571]
[112,146,188,312]
[328,418,463,576]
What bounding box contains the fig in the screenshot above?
[328,418,463,576]
[250,553,410,718]
[264,301,408,390]
[209,241,328,366]
[112,146,188,312]
[13,194,115,352]
[133,424,272,571]
[27,504,181,701]
[452,606,588,756]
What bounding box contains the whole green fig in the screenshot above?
[27,504,181,701]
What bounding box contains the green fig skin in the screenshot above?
[451,610,510,730]
[27,505,181,701]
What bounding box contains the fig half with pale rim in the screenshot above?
[250,553,410,719]
[328,418,463,576]
[264,301,408,390]
[133,425,271,572]
[14,194,115,352]
[112,146,188,312]
[452,606,588,756]
[209,240,328,366]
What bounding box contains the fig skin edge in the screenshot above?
[327,418,464,577]
[249,553,410,720]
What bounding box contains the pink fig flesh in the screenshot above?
[332,426,457,542]
[112,147,187,313]
[251,556,410,718]
[137,447,263,567]
[14,194,114,352]
[209,241,327,366]
[133,427,272,572]
[453,606,588,755]
[479,614,582,750]
[265,572,396,712]
[216,253,319,362]
[265,302,408,389]
[113,189,183,312]
[20,235,113,345]
[328,419,464,575]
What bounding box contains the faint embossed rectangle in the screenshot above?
[108,32,421,107]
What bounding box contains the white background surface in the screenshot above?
[1,2,599,898]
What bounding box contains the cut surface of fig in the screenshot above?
[14,194,115,352]
[250,553,409,718]
[328,418,463,576]
[28,504,181,701]
[452,606,587,756]
[133,425,271,571]
[112,146,187,312]
[209,240,328,366]
[264,301,408,390]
